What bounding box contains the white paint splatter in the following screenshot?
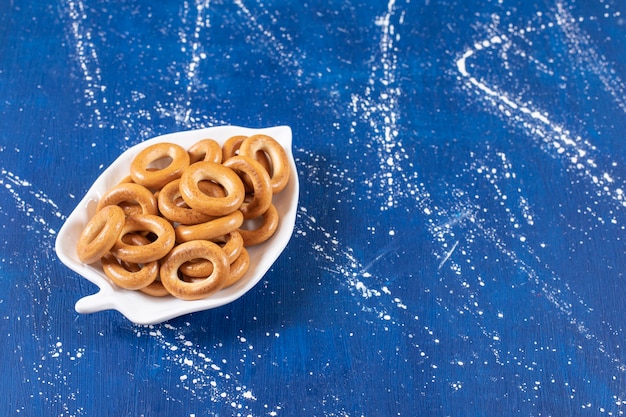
[350,0,420,211]
[233,0,303,72]
[60,0,108,128]
[134,322,269,412]
[0,168,64,246]
[455,9,626,214]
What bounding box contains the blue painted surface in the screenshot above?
[1,0,626,415]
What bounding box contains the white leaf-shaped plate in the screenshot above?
[55,125,298,325]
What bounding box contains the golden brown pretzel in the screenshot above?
[130,142,190,189]
[174,210,243,243]
[221,135,248,161]
[139,278,171,297]
[239,134,290,194]
[179,231,244,277]
[179,161,245,217]
[110,214,176,263]
[160,240,230,300]
[238,203,279,246]
[222,135,272,177]
[121,233,170,296]
[215,230,245,264]
[76,205,125,264]
[96,182,158,216]
[101,233,159,290]
[157,179,213,224]
[188,139,222,164]
[101,236,159,291]
[222,155,272,219]
[223,248,250,288]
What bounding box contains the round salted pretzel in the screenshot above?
[223,248,250,288]
[139,277,170,297]
[101,256,159,290]
[222,135,272,183]
[96,182,158,216]
[179,161,245,217]
[160,239,230,300]
[239,134,290,194]
[174,210,244,243]
[110,214,176,264]
[76,205,125,264]
[130,142,190,189]
[179,231,244,277]
[101,234,159,290]
[157,179,214,225]
[188,139,222,164]
[222,155,272,219]
[238,203,279,246]
[221,135,249,161]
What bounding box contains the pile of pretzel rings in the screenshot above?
[75,134,290,301]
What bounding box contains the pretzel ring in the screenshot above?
[222,135,272,173]
[222,155,272,219]
[188,139,222,164]
[179,161,245,217]
[179,231,244,277]
[101,251,159,291]
[215,230,245,264]
[175,210,243,243]
[130,142,190,189]
[101,233,160,290]
[157,179,214,224]
[222,135,248,161]
[111,214,176,263]
[139,279,170,297]
[223,248,250,288]
[96,182,158,216]
[222,135,272,193]
[76,205,125,264]
[239,134,290,194]
[110,177,150,216]
[238,203,279,246]
[160,240,230,300]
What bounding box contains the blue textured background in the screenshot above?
[1,0,625,415]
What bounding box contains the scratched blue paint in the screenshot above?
[1,0,625,416]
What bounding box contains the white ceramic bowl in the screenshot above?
[55,125,298,325]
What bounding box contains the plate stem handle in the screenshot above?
[75,291,116,314]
